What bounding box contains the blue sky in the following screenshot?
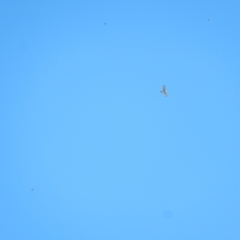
[1,1,240,239]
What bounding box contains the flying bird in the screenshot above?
[160,85,167,97]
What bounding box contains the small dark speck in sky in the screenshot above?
[104,22,107,25]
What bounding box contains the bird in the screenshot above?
[160,85,167,97]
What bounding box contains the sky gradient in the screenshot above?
[1,1,240,239]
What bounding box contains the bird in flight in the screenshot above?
[160,85,167,97]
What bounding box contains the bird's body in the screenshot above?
[160,85,167,97]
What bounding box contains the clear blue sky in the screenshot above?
[1,1,240,239]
